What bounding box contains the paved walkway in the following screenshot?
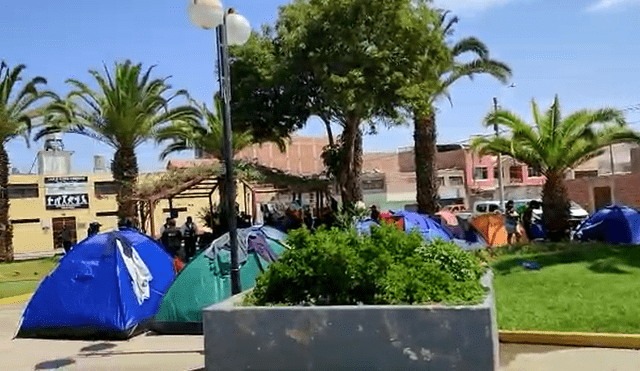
[2,300,640,370]
[0,303,204,371]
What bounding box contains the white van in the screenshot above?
[472,199,589,225]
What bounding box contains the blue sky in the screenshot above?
[2,0,640,173]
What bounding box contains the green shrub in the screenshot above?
[246,223,486,306]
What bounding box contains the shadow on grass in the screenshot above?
[491,242,640,275]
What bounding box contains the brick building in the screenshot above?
[566,144,640,212]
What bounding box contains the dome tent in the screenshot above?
[16,229,175,339]
[575,205,640,244]
[151,225,288,334]
[357,211,453,243]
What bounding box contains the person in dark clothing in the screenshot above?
[522,200,541,240]
[87,221,101,237]
[505,200,520,244]
[161,219,182,258]
[181,216,197,261]
[61,226,73,253]
[370,205,380,222]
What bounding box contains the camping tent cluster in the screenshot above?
[16,225,288,339]
[574,205,640,244]
[17,203,640,340]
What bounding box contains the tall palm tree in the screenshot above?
[0,62,56,261]
[471,96,639,240]
[156,96,255,161]
[157,95,260,231]
[413,14,512,214]
[40,61,200,223]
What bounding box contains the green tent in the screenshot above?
[151,225,288,334]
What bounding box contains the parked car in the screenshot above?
[472,199,589,227]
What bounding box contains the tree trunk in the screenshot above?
[112,146,139,224]
[0,144,13,262]
[338,112,363,209]
[414,111,439,215]
[542,171,571,241]
[321,115,335,147]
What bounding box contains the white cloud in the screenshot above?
[586,0,640,11]
[432,0,518,13]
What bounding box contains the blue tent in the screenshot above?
[17,229,175,339]
[393,211,453,242]
[356,212,453,242]
[575,205,640,244]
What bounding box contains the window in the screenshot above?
[473,167,488,180]
[94,181,119,195]
[162,207,188,213]
[509,166,523,183]
[449,176,464,186]
[494,166,504,179]
[8,183,38,199]
[436,177,444,187]
[476,204,487,213]
[575,170,598,179]
[361,175,385,191]
[11,218,40,224]
[96,211,118,217]
[528,167,542,178]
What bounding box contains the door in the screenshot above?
[594,187,612,211]
[52,217,77,250]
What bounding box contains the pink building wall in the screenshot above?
[464,151,545,191]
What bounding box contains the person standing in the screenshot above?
[505,200,520,244]
[181,216,197,261]
[87,221,101,237]
[370,205,380,222]
[61,226,73,253]
[161,219,182,258]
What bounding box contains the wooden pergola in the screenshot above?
[135,161,332,236]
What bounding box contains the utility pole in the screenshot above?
[609,144,615,175]
[493,97,505,211]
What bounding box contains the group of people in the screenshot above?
[159,216,199,261]
[504,200,542,244]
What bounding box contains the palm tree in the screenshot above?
[156,95,257,230]
[40,61,200,223]
[412,14,512,214]
[0,62,56,261]
[156,96,255,161]
[471,96,639,240]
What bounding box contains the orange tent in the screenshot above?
[470,214,508,247]
[470,214,529,246]
[380,212,404,231]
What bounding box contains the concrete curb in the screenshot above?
[0,293,31,306]
[500,330,640,349]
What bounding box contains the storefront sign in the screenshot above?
[44,176,89,210]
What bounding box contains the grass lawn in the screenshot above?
[490,243,640,334]
[0,257,59,299]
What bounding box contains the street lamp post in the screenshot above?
[188,0,251,295]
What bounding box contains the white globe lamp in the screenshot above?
[187,0,224,29]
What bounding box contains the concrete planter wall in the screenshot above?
[203,271,498,371]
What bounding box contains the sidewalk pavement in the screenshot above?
[1,300,640,370]
[500,343,640,370]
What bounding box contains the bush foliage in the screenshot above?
[246,223,486,306]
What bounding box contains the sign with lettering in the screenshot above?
[44,176,89,210]
[45,194,89,210]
